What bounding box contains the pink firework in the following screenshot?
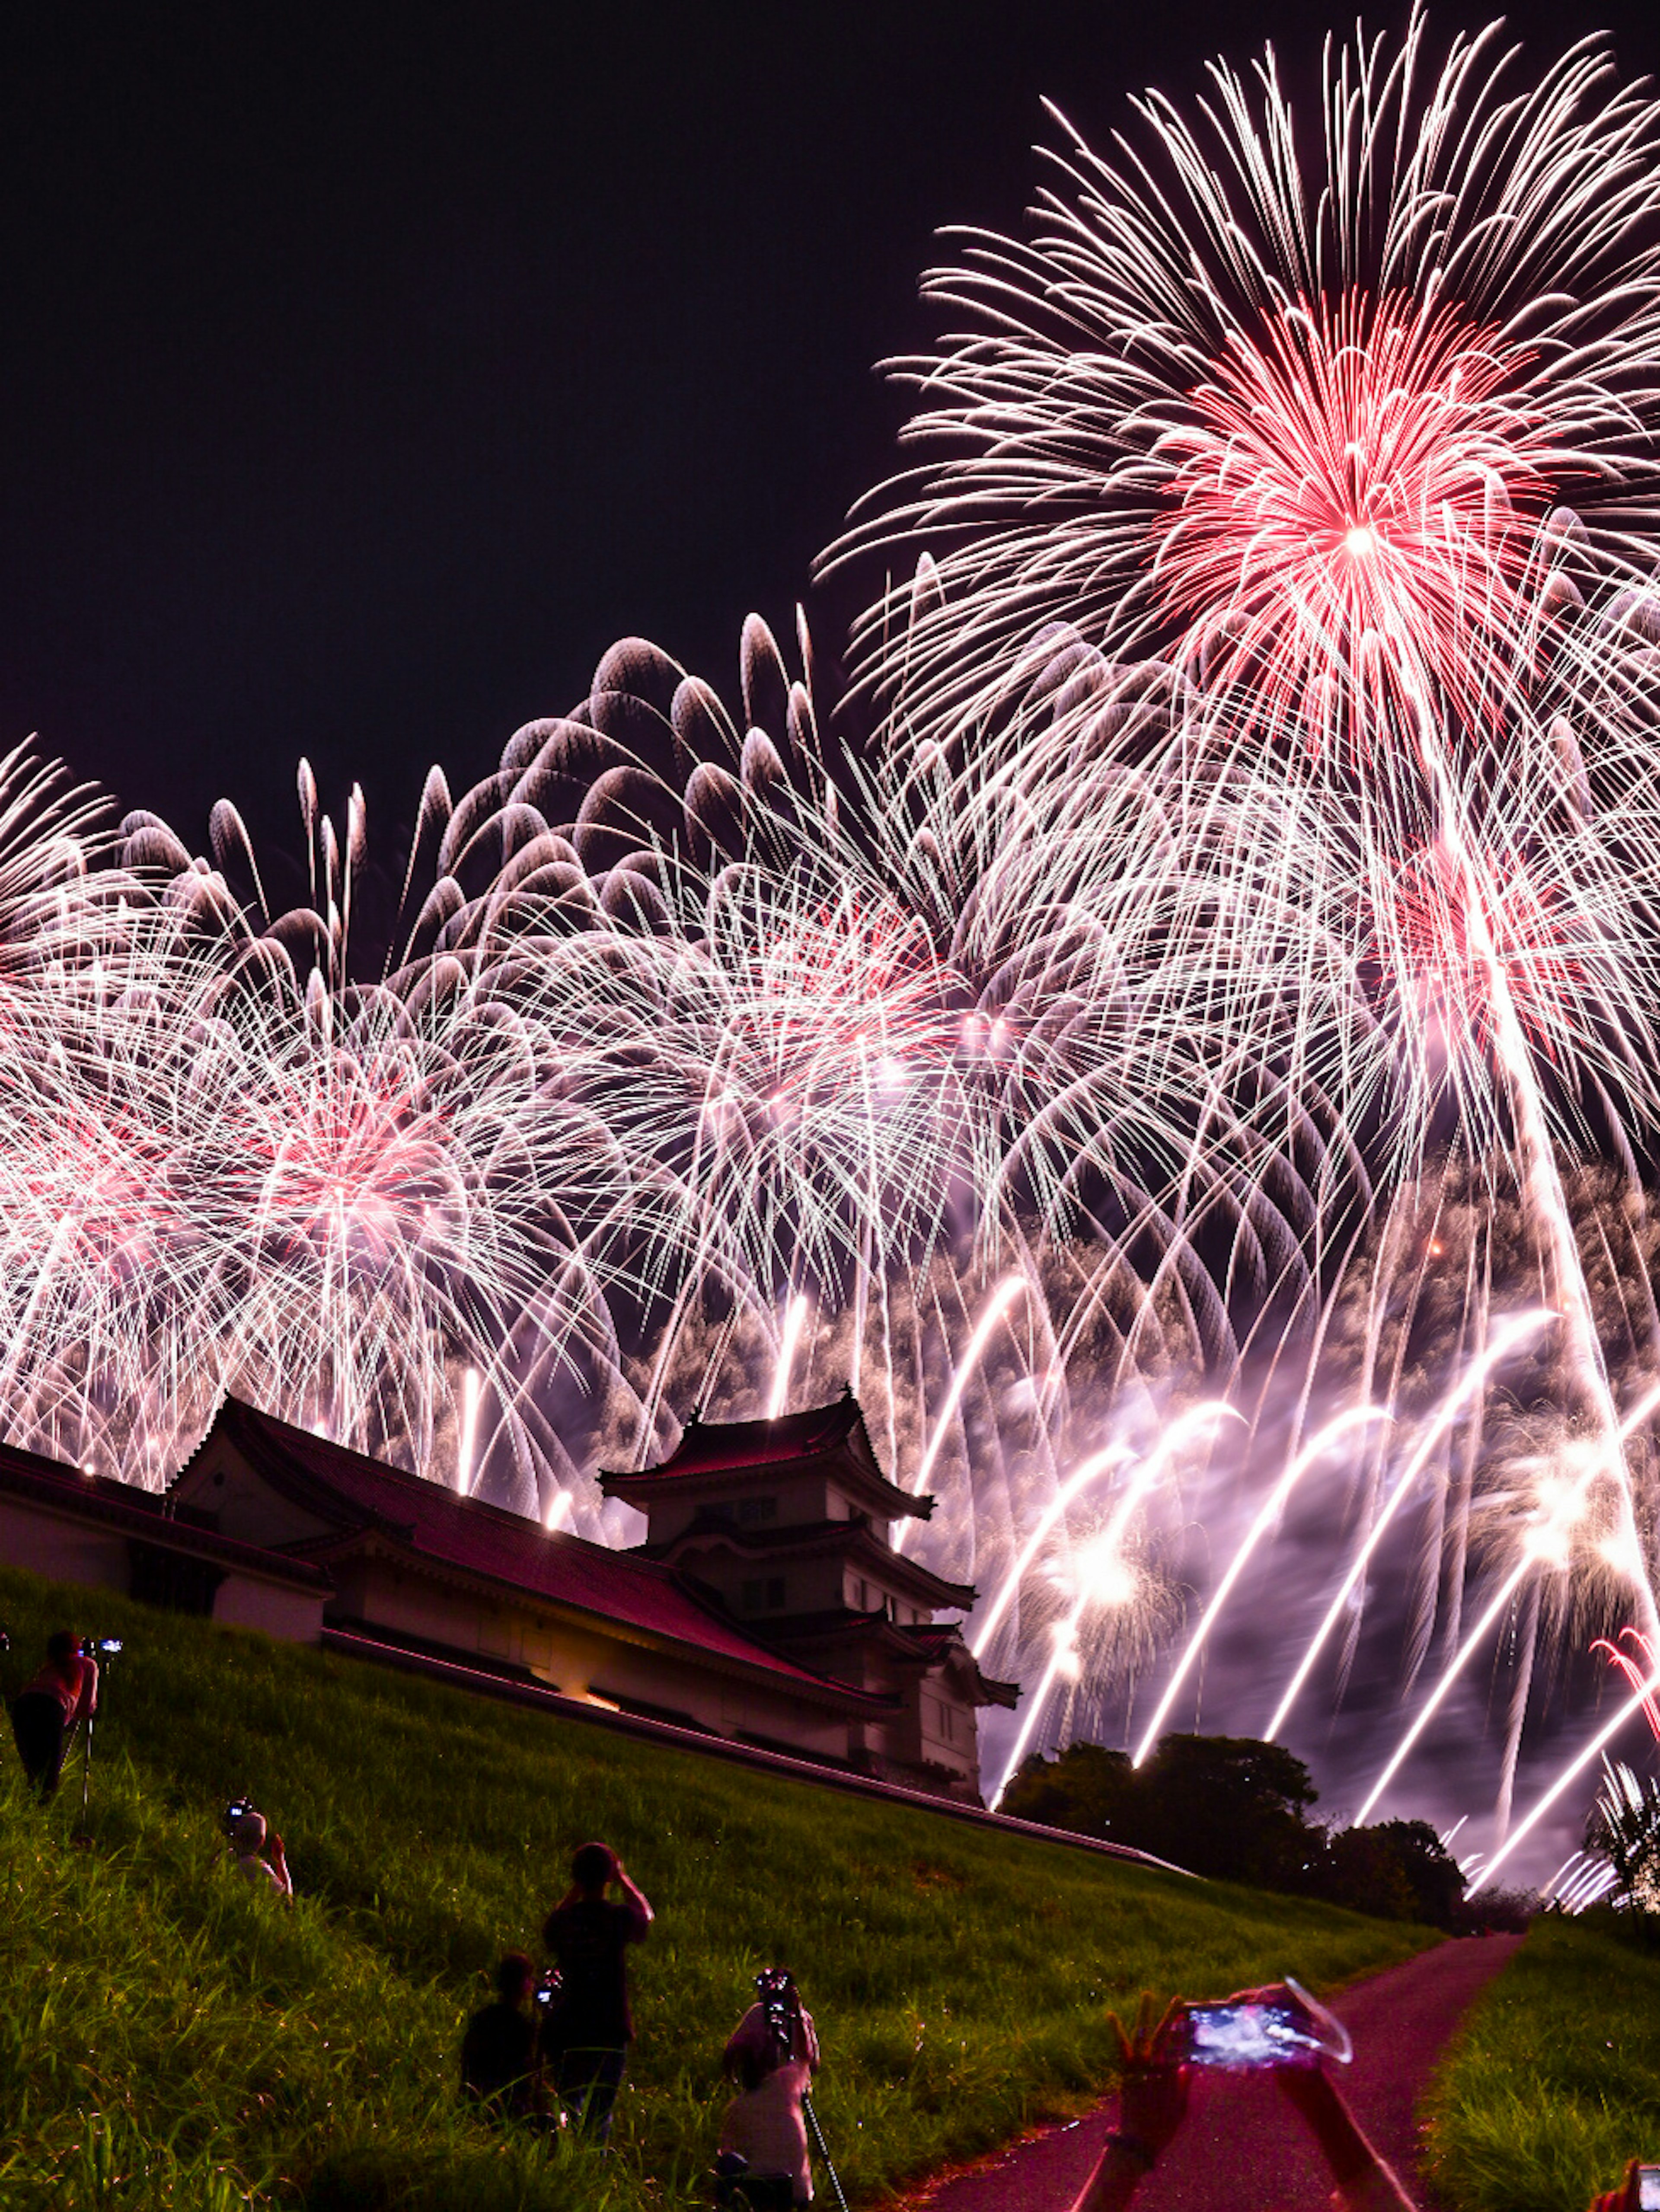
[1159,294,1552,746]
[1594,1627,1660,1742]
[829,12,1660,767]
[1379,838,1586,1066]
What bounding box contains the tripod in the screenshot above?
[72,1643,116,1842]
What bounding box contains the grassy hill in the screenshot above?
[1423,1912,1660,2211]
[0,1559,1433,2210]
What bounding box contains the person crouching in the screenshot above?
[462,1953,545,2126]
[715,1995,820,2209]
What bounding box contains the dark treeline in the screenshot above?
[1004,1734,1530,1931]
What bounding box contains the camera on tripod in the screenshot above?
[221,1795,260,1840]
[80,1637,121,1659]
[755,1968,801,2063]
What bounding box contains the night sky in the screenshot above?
[5,0,1658,866]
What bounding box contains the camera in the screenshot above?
[80,1637,121,1658]
[1639,2168,1660,2212]
[756,1967,801,2062]
[221,1795,259,1839]
[533,1968,564,2011]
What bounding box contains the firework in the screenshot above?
[8,12,1660,1882]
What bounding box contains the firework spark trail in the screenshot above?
[1265,1309,1557,1740]
[1397,662,1660,1646]
[986,1398,1236,1803]
[1359,1384,1660,1822]
[1593,1628,1660,1741]
[1469,1657,1660,1894]
[913,1274,1024,1492]
[1132,1403,1388,1765]
[768,1292,811,1418]
[968,1440,1130,1660]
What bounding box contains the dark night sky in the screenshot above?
[5,0,1659,866]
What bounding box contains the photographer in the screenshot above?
[10,1630,97,1800]
[715,1976,821,2209]
[461,1953,545,2126]
[540,1840,652,2140]
[229,1808,293,1904]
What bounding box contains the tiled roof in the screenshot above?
[769,1609,1021,1709]
[603,1393,931,1519]
[646,1512,977,1609]
[196,1400,886,1709]
[0,1439,332,1589]
[653,1396,867,1472]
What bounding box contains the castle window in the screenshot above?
[741,1576,787,1612]
[736,1494,778,1526]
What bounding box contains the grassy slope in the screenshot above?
[0,1561,1432,2210]
[1423,1914,1660,2212]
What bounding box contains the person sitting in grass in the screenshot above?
[10,1629,97,1800]
[715,1978,821,2208]
[230,1809,293,1904]
[461,1952,544,2126]
[540,1840,652,2141]
[1071,1991,1655,2212]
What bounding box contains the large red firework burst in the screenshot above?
[1159,294,1552,744]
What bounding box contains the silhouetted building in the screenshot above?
[602,1394,1016,1801]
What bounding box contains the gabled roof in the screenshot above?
[0,1436,331,1592]
[600,1392,932,1521]
[173,1398,888,1713]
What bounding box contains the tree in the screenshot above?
[1320,1820,1464,1926]
[1127,1734,1320,1888]
[1001,1743,1136,1839]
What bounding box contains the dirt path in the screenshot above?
[912,1934,1522,2212]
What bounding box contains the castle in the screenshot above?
[0,1390,1015,1803]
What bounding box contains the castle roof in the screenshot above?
[0,1435,332,1593]
[644,1510,977,1611]
[600,1392,931,1520]
[171,1399,891,1715]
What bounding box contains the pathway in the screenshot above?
[912,1934,1522,2212]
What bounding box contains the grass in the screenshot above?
[1422,1912,1660,2212]
[0,1559,1434,2210]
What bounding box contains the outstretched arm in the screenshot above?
[1070,1995,1189,2212]
[1277,2067,1417,2210]
[1588,2161,1643,2212]
[267,1832,294,1902]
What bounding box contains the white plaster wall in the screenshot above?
[0,1495,130,1597]
[212,1575,327,1643]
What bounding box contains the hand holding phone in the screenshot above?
[1182,1978,1352,2071]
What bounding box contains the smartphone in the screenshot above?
[1184,2000,1322,2069]
[1638,2167,1660,2211]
